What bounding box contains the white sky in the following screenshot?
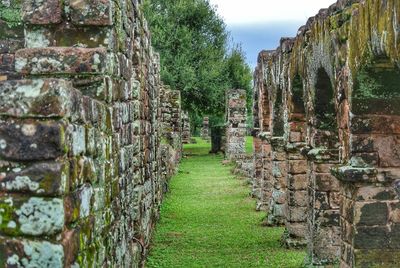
[209,0,336,25]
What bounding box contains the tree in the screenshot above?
[143,0,252,128]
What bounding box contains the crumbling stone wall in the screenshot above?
[252,0,400,266]
[181,111,191,144]
[226,89,247,160]
[160,87,182,165]
[201,116,210,141]
[0,0,181,267]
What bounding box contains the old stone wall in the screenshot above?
[181,111,191,144]
[0,0,181,267]
[252,0,400,266]
[226,89,247,160]
[201,116,210,141]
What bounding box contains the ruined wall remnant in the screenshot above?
[201,117,210,141]
[252,0,400,266]
[182,111,191,144]
[225,89,247,160]
[160,87,182,165]
[0,0,182,266]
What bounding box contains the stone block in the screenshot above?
[0,161,69,196]
[0,120,66,161]
[15,47,107,75]
[354,202,389,226]
[0,195,64,236]
[0,237,64,267]
[354,226,390,249]
[315,173,340,192]
[68,0,113,26]
[351,115,400,134]
[22,0,62,25]
[288,160,307,174]
[64,184,94,223]
[289,190,307,207]
[288,174,308,190]
[0,79,83,119]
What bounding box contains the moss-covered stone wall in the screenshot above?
[252,0,400,266]
[0,0,182,267]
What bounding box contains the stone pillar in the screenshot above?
[201,117,210,140]
[333,63,400,267]
[284,119,308,247]
[160,87,182,179]
[225,89,247,160]
[304,145,341,265]
[182,111,191,144]
[0,1,177,266]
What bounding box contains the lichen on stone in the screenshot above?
[16,197,64,236]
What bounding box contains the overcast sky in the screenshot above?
[208,0,335,68]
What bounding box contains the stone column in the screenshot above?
[182,111,191,144]
[284,120,308,247]
[201,117,210,140]
[225,89,247,160]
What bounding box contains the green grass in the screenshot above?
[245,136,254,154]
[146,138,306,268]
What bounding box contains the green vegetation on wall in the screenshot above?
[0,1,22,27]
[354,57,400,99]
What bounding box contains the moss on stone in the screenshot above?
[0,1,22,28]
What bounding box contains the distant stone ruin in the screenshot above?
[225,89,247,160]
[201,116,210,141]
[182,111,191,144]
[251,0,400,266]
[0,0,182,266]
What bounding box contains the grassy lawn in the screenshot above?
[245,136,253,154]
[146,138,306,267]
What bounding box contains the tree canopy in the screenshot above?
[143,0,252,128]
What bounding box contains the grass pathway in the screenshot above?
[146,138,305,267]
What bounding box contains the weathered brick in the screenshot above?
[15,47,107,75]
[0,120,66,161]
[68,0,113,26]
[0,79,83,118]
[22,0,62,24]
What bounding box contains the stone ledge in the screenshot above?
[0,79,83,119]
[331,166,378,183]
[15,47,107,75]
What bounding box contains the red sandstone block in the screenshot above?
[0,120,67,161]
[22,0,62,24]
[0,237,64,266]
[351,115,400,134]
[68,0,113,26]
[356,186,397,202]
[288,207,307,222]
[315,173,340,192]
[0,79,83,118]
[286,222,307,238]
[289,131,302,142]
[0,161,69,196]
[288,160,307,174]
[288,174,308,190]
[15,47,107,75]
[330,192,341,209]
[314,163,334,173]
[354,202,389,226]
[389,202,400,224]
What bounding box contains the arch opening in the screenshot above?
[291,74,305,115]
[315,68,337,131]
[273,85,285,136]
